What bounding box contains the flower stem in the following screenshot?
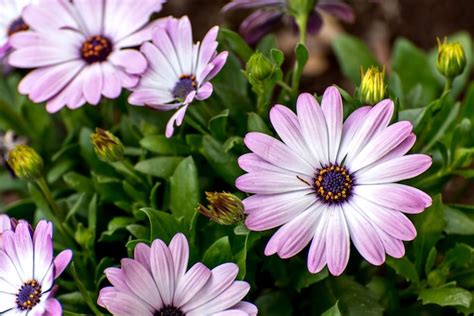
[36,176,64,221]
[291,14,308,98]
[443,77,453,94]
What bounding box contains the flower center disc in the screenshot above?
[80,35,113,64]
[16,279,42,311]
[172,75,197,100]
[314,164,353,204]
[155,305,185,316]
[7,17,29,36]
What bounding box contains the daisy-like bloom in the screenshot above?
[0,0,31,59]
[98,233,257,315]
[8,0,166,113]
[0,219,73,315]
[236,87,432,276]
[222,0,354,44]
[128,16,228,138]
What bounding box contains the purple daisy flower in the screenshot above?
[236,87,433,276]
[0,0,31,59]
[0,219,73,315]
[8,0,166,113]
[222,0,355,44]
[0,214,13,249]
[128,16,228,138]
[98,233,257,315]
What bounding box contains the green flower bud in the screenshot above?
[90,128,124,163]
[197,192,245,225]
[360,66,386,105]
[437,37,466,80]
[7,145,43,180]
[246,51,274,82]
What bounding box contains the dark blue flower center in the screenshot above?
[172,75,197,100]
[7,17,29,36]
[314,164,353,204]
[81,35,113,64]
[154,305,184,316]
[16,280,42,311]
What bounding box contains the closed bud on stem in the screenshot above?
[246,51,274,82]
[360,66,386,105]
[7,145,43,180]
[436,37,466,80]
[91,128,124,163]
[197,192,245,225]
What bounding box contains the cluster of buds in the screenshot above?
[436,37,466,80]
[197,192,245,225]
[90,128,124,163]
[359,66,386,105]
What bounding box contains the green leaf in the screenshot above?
[295,268,329,292]
[209,109,229,141]
[247,112,272,134]
[63,172,95,194]
[322,301,342,316]
[140,208,185,243]
[444,205,474,235]
[419,287,472,308]
[386,257,420,284]
[332,34,378,85]
[135,157,183,178]
[202,236,233,268]
[140,135,190,155]
[169,156,199,223]
[255,291,293,316]
[219,28,253,62]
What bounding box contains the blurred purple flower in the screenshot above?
[236,87,432,276]
[0,0,31,59]
[8,0,166,113]
[98,233,257,315]
[0,219,72,315]
[222,0,355,44]
[129,16,228,138]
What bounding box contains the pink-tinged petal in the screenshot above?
[140,41,178,86]
[121,258,162,310]
[264,206,321,259]
[151,239,176,306]
[184,90,197,105]
[230,301,258,315]
[377,133,417,164]
[33,226,53,281]
[243,189,315,231]
[109,49,147,75]
[269,105,317,166]
[317,2,355,22]
[196,26,219,74]
[296,93,330,165]
[22,0,77,31]
[211,311,247,316]
[236,171,308,195]
[82,64,103,105]
[174,263,211,308]
[187,281,250,316]
[307,211,329,274]
[378,229,405,258]
[98,290,154,316]
[74,0,104,35]
[8,45,77,68]
[182,263,239,312]
[355,154,432,184]
[0,249,22,292]
[165,105,189,138]
[354,183,432,214]
[0,42,10,59]
[238,153,302,175]
[43,298,62,316]
[0,214,11,232]
[174,16,193,74]
[321,86,343,162]
[169,233,189,282]
[14,222,34,279]
[353,196,417,241]
[117,18,167,49]
[97,286,115,307]
[349,121,413,172]
[101,62,122,99]
[204,51,229,82]
[104,268,133,295]
[117,70,140,89]
[337,106,372,163]
[53,249,72,279]
[0,291,15,313]
[244,132,314,175]
[196,82,213,101]
[134,243,151,271]
[239,10,283,44]
[151,26,183,77]
[343,100,394,164]
[325,206,350,276]
[128,89,176,108]
[344,202,385,265]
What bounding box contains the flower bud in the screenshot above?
[7,145,43,180]
[197,192,245,225]
[246,51,274,82]
[360,66,386,105]
[91,128,124,163]
[436,37,466,80]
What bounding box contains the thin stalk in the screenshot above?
[291,15,308,98]
[36,177,64,221]
[443,77,453,94]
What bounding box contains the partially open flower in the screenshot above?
[91,128,124,163]
[360,66,386,105]
[7,145,43,180]
[198,192,245,225]
[436,37,466,80]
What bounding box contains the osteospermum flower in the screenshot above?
[236,87,432,276]
[222,0,354,44]
[8,0,166,112]
[128,16,228,138]
[98,233,257,315]
[0,219,72,315]
[0,214,13,249]
[0,0,31,59]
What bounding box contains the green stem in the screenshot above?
[443,77,453,94]
[291,15,308,98]
[116,159,148,187]
[277,80,293,93]
[186,109,209,135]
[36,177,64,221]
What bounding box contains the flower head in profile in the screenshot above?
[98,233,257,315]
[222,0,354,44]
[8,0,166,112]
[236,87,432,276]
[0,219,73,315]
[0,0,31,59]
[128,16,228,138]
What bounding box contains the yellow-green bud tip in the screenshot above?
[246,51,274,81]
[90,128,124,163]
[197,192,245,225]
[360,65,386,105]
[436,37,466,80]
[7,145,43,180]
